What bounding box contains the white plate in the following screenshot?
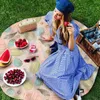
[3,68,26,87]
[14,39,29,49]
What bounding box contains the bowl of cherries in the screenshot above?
[14,38,29,49]
[3,68,26,87]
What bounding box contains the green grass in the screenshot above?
[0,0,100,100]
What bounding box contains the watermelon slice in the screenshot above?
[0,49,11,64]
[0,60,11,67]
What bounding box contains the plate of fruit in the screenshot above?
[3,68,26,87]
[14,38,29,49]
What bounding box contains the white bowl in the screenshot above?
[3,68,26,87]
[14,39,29,49]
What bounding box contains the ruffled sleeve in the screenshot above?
[71,20,80,40]
[45,11,53,35]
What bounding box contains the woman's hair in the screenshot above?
[52,13,72,45]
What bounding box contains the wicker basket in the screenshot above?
[76,26,100,67]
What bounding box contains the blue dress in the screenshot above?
[36,11,95,100]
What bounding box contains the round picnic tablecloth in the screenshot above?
[0,16,99,100]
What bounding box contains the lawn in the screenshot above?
[0,0,100,100]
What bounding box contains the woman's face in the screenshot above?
[53,8,63,21]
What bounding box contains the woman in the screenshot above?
[36,0,95,100]
[42,1,79,54]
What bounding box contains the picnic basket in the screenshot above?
[76,21,100,67]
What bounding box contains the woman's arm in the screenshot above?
[68,33,74,50]
[67,24,75,51]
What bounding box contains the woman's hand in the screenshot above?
[40,35,54,42]
[67,23,74,35]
